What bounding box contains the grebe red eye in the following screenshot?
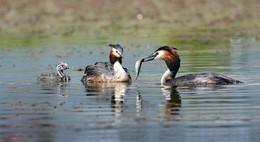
[116,50,122,56]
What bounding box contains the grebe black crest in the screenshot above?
[81,44,131,82]
[135,46,243,86]
[37,62,70,82]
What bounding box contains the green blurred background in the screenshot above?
[0,0,259,47]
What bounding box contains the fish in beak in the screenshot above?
[134,53,157,81]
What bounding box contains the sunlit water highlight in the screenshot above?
[0,39,260,142]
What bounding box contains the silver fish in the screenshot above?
[134,58,144,81]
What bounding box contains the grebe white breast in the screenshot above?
[135,46,243,86]
[37,62,70,82]
[81,44,131,82]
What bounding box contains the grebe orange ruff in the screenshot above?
[135,46,243,86]
[81,44,131,82]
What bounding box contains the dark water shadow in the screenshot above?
[161,85,181,118]
[176,84,227,91]
[1,129,56,142]
[83,82,130,96]
[37,80,70,97]
[135,84,182,120]
[83,82,131,115]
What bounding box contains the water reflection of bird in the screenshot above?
[81,44,131,82]
[56,83,70,97]
[37,62,70,82]
[135,46,243,86]
[161,86,181,116]
[84,82,129,96]
[37,80,70,98]
[83,82,129,118]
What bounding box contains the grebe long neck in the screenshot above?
[57,69,70,81]
[110,50,122,65]
[113,61,129,82]
[161,55,180,84]
[57,68,65,78]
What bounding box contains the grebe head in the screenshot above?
[109,44,124,64]
[56,62,70,77]
[56,62,70,71]
[142,46,179,63]
[135,46,180,81]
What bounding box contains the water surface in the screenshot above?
[0,38,260,142]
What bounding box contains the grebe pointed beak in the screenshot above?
[63,64,70,70]
[142,53,157,62]
[116,50,123,58]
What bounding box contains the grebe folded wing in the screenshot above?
[171,72,242,85]
[83,62,114,81]
[37,72,59,81]
[86,62,114,75]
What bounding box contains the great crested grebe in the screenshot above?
[135,46,243,86]
[81,44,131,82]
[37,62,70,82]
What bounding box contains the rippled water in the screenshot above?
[0,38,260,142]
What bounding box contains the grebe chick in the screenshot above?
[37,62,70,82]
[81,44,131,82]
[135,46,243,86]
